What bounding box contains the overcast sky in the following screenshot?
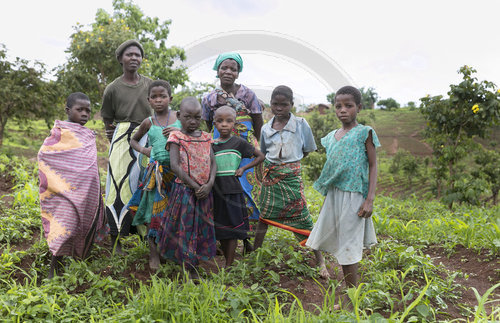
[1,0,499,106]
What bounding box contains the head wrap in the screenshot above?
[115,39,144,61]
[212,52,243,73]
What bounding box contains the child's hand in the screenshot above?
[234,167,245,177]
[162,127,177,138]
[358,199,374,218]
[142,147,152,157]
[195,184,211,200]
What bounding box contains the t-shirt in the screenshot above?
[101,75,153,123]
[313,124,380,198]
[167,131,213,185]
[213,136,255,194]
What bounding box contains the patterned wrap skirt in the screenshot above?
[258,160,314,245]
[158,183,216,266]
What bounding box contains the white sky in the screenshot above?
[1,0,499,106]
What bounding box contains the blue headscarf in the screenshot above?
[212,52,243,73]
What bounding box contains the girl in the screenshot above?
[38,92,107,278]
[129,80,180,270]
[306,85,380,302]
[212,106,265,267]
[254,85,329,278]
[158,97,217,279]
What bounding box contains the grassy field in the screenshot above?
[0,111,498,321]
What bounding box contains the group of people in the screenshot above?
[37,39,379,301]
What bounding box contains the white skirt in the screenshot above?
[306,187,377,265]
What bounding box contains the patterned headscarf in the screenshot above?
[212,52,243,73]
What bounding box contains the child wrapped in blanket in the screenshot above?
[38,92,107,278]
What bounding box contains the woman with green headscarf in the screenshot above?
[201,52,264,249]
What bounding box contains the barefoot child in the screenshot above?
[212,106,265,267]
[306,86,379,298]
[128,80,181,270]
[253,85,328,278]
[158,97,217,278]
[38,92,107,278]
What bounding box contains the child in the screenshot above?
[158,97,217,279]
[38,92,107,278]
[212,106,265,267]
[254,85,329,278]
[306,85,379,303]
[128,80,181,270]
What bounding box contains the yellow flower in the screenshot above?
[86,38,89,43]
[98,37,102,42]
[440,145,444,148]
[77,45,80,49]
[125,26,129,30]
[91,33,94,37]
[497,89,500,94]
[472,104,479,114]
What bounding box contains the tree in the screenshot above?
[326,92,335,105]
[0,44,61,147]
[420,65,500,207]
[360,87,378,109]
[57,0,188,112]
[378,97,400,110]
[474,147,500,205]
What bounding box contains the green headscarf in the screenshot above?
[212,52,243,73]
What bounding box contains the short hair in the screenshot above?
[66,92,90,108]
[214,105,236,119]
[149,80,172,96]
[179,96,201,112]
[271,85,294,103]
[335,86,362,105]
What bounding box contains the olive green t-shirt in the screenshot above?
[101,75,153,123]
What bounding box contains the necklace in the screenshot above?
[154,111,170,128]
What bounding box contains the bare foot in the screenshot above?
[149,254,160,271]
[319,264,330,279]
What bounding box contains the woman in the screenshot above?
[101,39,152,253]
[201,53,264,249]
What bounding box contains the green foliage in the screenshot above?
[1,156,499,321]
[360,87,378,110]
[420,66,500,207]
[56,0,188,112]
[378,97,400,110]
[473,147,500,204]
[389,149,420,186]
[170,82,215,111]
[0,44,61,146]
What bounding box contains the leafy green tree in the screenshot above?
[0,44,61,147]
[378,97,400,110]
[360,87,378,109]
[407,101,417,110]
[420,65,500,207]
[326,92,335,105]
[171,82,215,111]
[473,147,500,205]
[389,150,420,186]
[57,0,188,112]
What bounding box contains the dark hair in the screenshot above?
[149,80,172,96]
[179,96,201,112]
[271,85,294,103]
[66,92,90,108]
[335,86,362,105]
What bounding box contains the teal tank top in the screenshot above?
[148,117,181,164]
